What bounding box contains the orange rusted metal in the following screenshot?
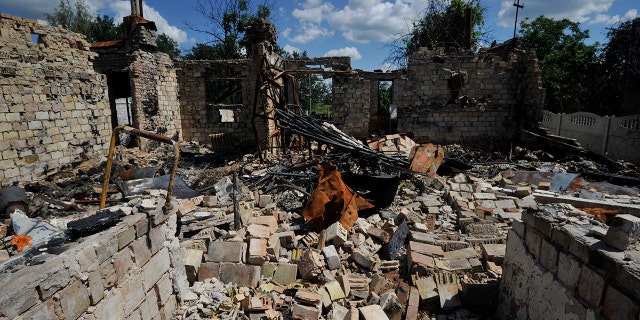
[302,162,374,232]
[580,208,618,224]
[409,144,445,176]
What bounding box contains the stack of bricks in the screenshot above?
[498,208,640,319]
[0,203,188,319]
[0,13,112,185]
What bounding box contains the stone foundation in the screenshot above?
[497,208,640,319]
[0,205,187,319]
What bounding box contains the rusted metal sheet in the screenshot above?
[409,144,444,176]
[580,208,618,224]
[302,162,374,231]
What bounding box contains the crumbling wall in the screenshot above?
[0,205,188,319]
[497,209,640,319]
[332,75,371,138]
[359,71,402,135]
[395,48,543,145]
[176,60,256,145]
[0,13,111,185]
[130,51,182,148]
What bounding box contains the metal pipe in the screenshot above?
[100,126,181,209]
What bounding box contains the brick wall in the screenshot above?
[130,51,182,148]
[0,13,111,185]
[0,204,188,319]
[395,48,544,145]
[497,209,640,319]
[176,60,257,145]
[332,75,371,138]
[327,47,543,145]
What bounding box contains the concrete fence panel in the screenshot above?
[606,115,640,164]
[541,110,561,135]
[558,112,609,154]
[540,111,640,164]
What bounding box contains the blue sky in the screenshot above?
[1,0,638,71]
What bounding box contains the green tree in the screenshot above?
[388,0,486,67]
[299,74,331,115]
[187,0,273,59]
[518,16,599,113]
[156,33,181,58]
[45,0,93,36]
[182,43,223,60]
[378,81,392,114]
[88,15,122,42]
[593,20,636,115]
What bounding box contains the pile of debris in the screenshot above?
[1,121,639,319]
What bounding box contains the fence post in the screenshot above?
[602,115,612,156]
[557,113,563,136]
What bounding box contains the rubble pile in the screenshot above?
[1,132,639,319]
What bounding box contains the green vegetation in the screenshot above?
[517,16,637,115]
[185,0,273,60]
[388,0,486,67]
[45,0,122,42]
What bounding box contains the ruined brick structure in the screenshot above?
[91,14,181,150]
[0,12,544,184]
[176,60,254,145]
[0,14,111,185]
[395,46,543,145]
[498,209,640,319]
[327,45,544,144]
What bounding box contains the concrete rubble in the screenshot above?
[1,131,639,320]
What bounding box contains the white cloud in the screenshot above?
[285,0,428,44]
[282,44,302,55]
[324,46,362,60]
[590,9,639,25]
[283,22,334,43]
[327,0,416,43]
[109,1,188,44]
[292,2,334,24]
[497,0,615,27]
[379,62,397,72]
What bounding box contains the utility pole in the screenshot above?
[513,0,524,38]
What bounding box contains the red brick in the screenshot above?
[407,251,436,275]
[602,286,640,320]
[247,224,272,238]
[113,247,134,286]
[218,263,260,287]
[198,262,221,282]
[247,238,268,265]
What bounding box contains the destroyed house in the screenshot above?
[1,8,640,320]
